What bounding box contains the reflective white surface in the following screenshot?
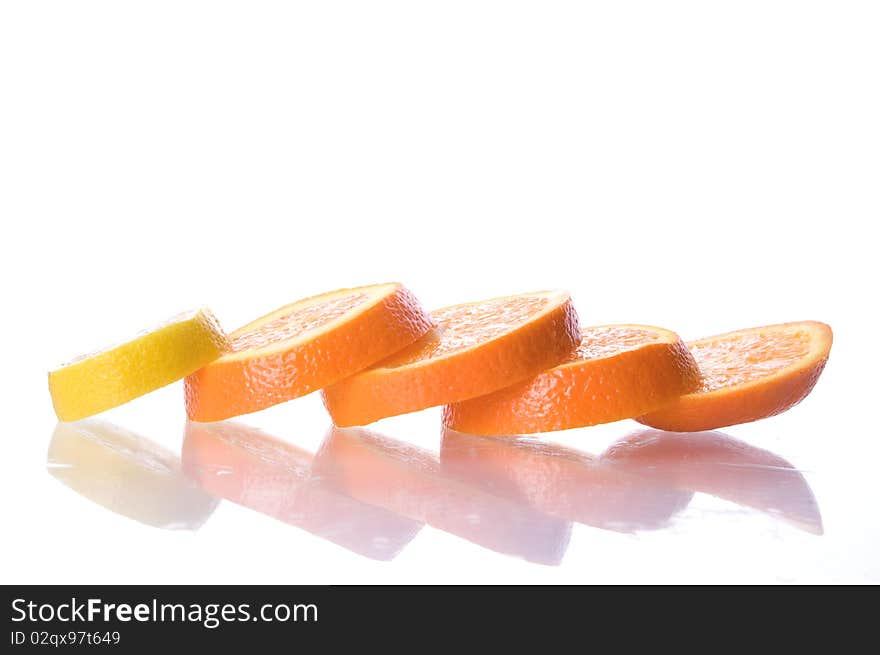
[4,370,876,584]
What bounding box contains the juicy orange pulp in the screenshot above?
[379,295,553,366]
[185,283,434,422]
[321,290,581,427]
[637,321,832,432]
[443,324,699,435]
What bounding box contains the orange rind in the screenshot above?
[637,321,832,431]
[322,290,580,426]
[443,325,699,435]
[185,283,433,422]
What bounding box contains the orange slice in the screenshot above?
[442,325,700,435]
[637,321,832,432]
[184,283,433,422]
[321,290,580,426]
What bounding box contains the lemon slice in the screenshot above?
[49,309,228,421]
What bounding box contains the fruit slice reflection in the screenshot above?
[601,429,823,534]
[440,429,693,531]
[182,421,423,561]
[314,428,572,565]
[439,427,822,535]
[47,420,219,530]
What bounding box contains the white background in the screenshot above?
[1,1,877,583]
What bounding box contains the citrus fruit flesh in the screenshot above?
[48,420,219,530]
[49,308,228,422]
[184,282,434,422]
[322,290,580,427]
[637,321,832,431]
[443,324,700,435]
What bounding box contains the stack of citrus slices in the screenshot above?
[48,282,833,436]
